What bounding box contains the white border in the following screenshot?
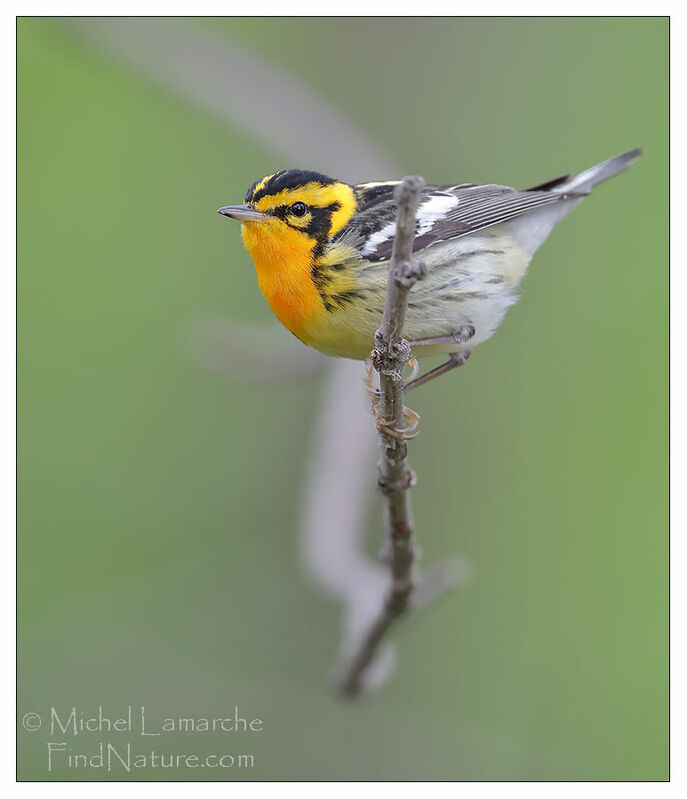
[6,7,678,794]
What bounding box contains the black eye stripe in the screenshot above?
[272,201,343,239]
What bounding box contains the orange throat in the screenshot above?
[240,220,323,340]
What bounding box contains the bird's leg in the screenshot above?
[407,323,475,349]
[403,324,475,392]
[404,350,472,392]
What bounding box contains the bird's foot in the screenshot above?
[375,404,421,440]
[365,357,421,439]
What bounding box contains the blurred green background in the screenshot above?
[18,17,667,780]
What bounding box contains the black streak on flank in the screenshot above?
[442,291,490,301]
[329,289,364,310]
[459,249,505,259]
[311,263,334,311]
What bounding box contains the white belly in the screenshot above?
[398,232,532,355]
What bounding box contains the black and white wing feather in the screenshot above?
[341,180,577,262]
[342,149,642,262]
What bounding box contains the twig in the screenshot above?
[338,176,429,697]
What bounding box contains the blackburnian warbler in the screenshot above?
[217,149,641,386]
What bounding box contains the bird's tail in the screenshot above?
[560,147,643,195]
[515,147,642,255]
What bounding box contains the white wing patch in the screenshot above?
[415,194,459,235]
[360,193,459,257]
[361,219,398,257]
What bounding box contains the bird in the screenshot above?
[217,148,641,390]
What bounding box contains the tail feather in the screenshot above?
[559,147,643,195]
[512,147,642,255]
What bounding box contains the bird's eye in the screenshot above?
[290,202,307,217]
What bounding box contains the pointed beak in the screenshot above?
[216,204,266,223]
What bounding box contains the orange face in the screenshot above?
[219,171,357,339]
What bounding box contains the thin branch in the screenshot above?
[338,176,429,697]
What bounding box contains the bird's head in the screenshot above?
[217,169,357,268]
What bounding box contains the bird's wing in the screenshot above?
[344,181,577,262]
